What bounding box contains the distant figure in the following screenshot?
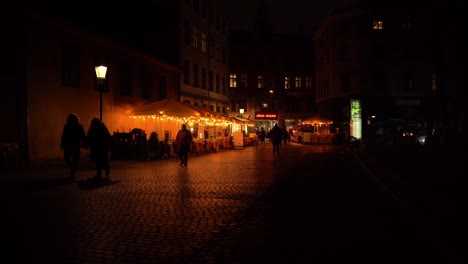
[176,124,193,166]
[257,127,266,149]
[282,127,289,145]
[87,117,112,179]
[269,124,283,155]
[60,113,87,180]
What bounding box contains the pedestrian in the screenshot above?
[176,124,193,166]
[60,113,87,180]
[282,127,289,145]
[258,127,266,149]
[269,123,283,155]
[86,117,112,179]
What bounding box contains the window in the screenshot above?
[403,72,413,91]
[216,73,220,93]
[193,64,199,87]
[141,69,151,100]
[431,73,437,91]
[305,76,312,89]
[184,20,190,44]
[61,45,80,88]
[202,67,207,89]
[294,76,302,89]
[193,0,199,12]
[222,76,226,94]
[257,75,265,88]
[184,60,190,84]
[340,74,350,92]
[201,0,207,18]
[402,19,413,31]
[284,76,291,89]
[340,45,350,61]
[209,70,213,91]
[229,74,237,88]
[120,62,132,96]
[192,26,199,49]
[201,32,207,53]
[239,74,248,88]
[373,20,383,30]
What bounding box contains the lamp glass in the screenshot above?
[95,65,108,79]
[239,108,244,114]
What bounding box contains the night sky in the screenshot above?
[221,0,357,34]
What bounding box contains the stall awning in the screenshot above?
[232,116,255,125]
[302,114,333,125]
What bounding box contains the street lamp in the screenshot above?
[95,65,108,121]
[239,108,244,118]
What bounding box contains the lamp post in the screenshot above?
[95,65,108,121]
[239,108,244,118]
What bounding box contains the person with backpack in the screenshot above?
[87,117,112,179]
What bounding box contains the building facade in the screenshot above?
[313,0,466,143]
[228,2,315,133]
[2,13,180,167]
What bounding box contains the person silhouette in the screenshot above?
[86,117,112,179]
[60,113,87,180]
[176,124,193,166]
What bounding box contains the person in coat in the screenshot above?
[176,124,193,166]
[60,113,87,180]
[87,117,112,179]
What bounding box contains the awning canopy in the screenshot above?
[302,114,333,125]
[128,98,233,126]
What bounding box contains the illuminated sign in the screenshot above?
[350,99,362,139]
[255,112,278,120]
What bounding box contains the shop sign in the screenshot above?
[255,112,277,120]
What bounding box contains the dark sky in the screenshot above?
[221,0,356,34]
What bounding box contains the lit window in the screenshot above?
[284,77,291,89]
[192,26,199,48]
[229,74,237,88]
[295,76,302,89]
[258,75,264,88]
[373,20,383,30]
[201,32,207,53]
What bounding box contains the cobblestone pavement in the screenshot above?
[2,142,340,263]
[1,142,464,263]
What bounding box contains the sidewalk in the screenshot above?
[353,142,466,263]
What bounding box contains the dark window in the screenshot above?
[202,67,207,90]
[184,60,190,84]
[201,0,207,18]
[222,76,226,95]
[209,70,213,91]
[61,45,80,88]
[193,64,199,87]
[120,62,132,96]
[340,74,350,92]
[340,45,350,61]
[215,73,220,93]
[141,69,151,100]
[184,20,190,44]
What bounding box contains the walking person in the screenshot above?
[60,113,87,180]
[87,117,112,179]
[176,124,193,166]
[258,127,266,149]
[269,123,283,155]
